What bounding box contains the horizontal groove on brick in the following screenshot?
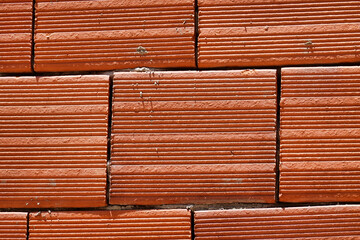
[29,209,191,240]
[199,0,360,27]
[280,66,360,202]
[0,75,109,208]
[34,0,195,72]
[0,0,32,73]
[198,0,360,68]
[111,70,276,205]
[0,212,27,240]
[194,205,360,239]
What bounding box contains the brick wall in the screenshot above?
[1,0,360,239]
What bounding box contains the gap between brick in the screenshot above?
[26,212,29,240]
[4,60,360,77]
[190,209,195,240]
[275,68,281,203]
[30,0,36,73]
[194,0,199,69]
[106,73,114,206]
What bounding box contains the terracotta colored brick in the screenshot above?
[198,0,360,68]
[110,70,276,205]
[195,205,360,239]
[0,0,32,73]
[0,212,27,240]
[280,66,360,202]
[34,0,195,72]
[0,75,109,208]
[29,209,191,240]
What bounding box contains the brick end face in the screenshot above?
[198,0,360,68]
[110,70,277,205]
[0,0,32,73]
[280,66,360,203]
[195,205,360,239]
[0,75,109,208]
[29,209,191,240]
[34,0,196,72]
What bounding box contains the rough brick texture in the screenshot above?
[34,0,195,72]
[3,0,360,237]
[29,209,191,240]
[0,212,27,240]
[0,75,109,208]
[110,70,276,205]
[0,0,32,73]
[198,0,360,68]
[195,205,360,239]
[280,66,360,202]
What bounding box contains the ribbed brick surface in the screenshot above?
[198,0,360,68]
[110,70,276,205]
[280,66,360,202]
[34,0,195,72]
[29,209,191,240]
[0,0,32,73]
[0,212,27,240]
[195,205,360,239]
[0,75,109,208]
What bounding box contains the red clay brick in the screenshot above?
[0,75,109,208]
[29,209,191,240]
[195,205,360,239]
[198,0,360,68]
[0,0,32,73]
[110,70,276,205]
[0,212,27,240]
[280,66,360,202]
[34,0,195,72]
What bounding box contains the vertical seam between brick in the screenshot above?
[275,68,281,203]
[190,209,195,240]
[26,212,29,240]
[106,72,114,205]
[31,0,36,73]
[194,0,199,69]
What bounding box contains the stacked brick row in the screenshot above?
[4,205,360,239]
[2,0,360,239]
[2,0,360,73]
